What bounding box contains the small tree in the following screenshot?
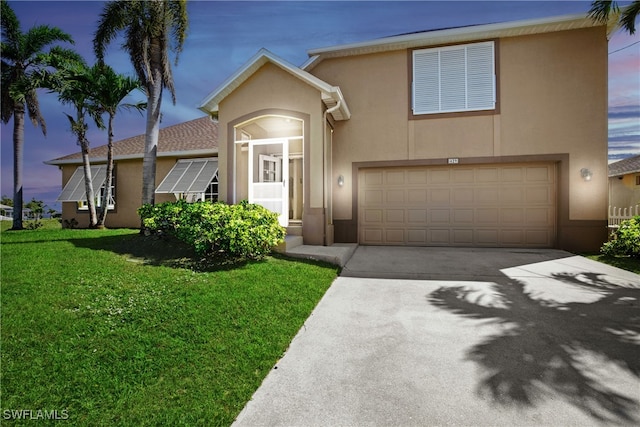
[91,65,145,228]
[24,198,44,220]
[54,62,106,227]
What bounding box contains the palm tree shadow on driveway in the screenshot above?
[428,271,640,424]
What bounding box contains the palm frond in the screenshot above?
[0,0,21,46]
[620,1,640,34]
[93,0,133,63]
[589,1,618,24]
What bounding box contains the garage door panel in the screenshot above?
[477,229,499,245]
[359,163,556,247]
[408,189,427,203]
[454,209,474,223]
[477,208,499,224]
[430,209,451,223]
[429,169,451,184]
[408,229,427,243]
[453,229,474,244]
[453,188,474,204]
[408,170,428,184]
[386,190,405,203]
[364,209,383,223]
[386,229,405,243]
[363,189,383,204]
[386,210,405,223]
[408,209,427,223]
[527,187,552,204]
[477,168,500,183]
[453,169,475,183]
[430,189,451,203]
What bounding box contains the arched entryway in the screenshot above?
[233,114,304,227]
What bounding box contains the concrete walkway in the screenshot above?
[235,246,640,426]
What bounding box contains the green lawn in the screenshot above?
[1,220,338,426]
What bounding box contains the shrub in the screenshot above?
[601,215,640,258]
[138,200,286,260]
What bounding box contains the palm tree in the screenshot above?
[589,1,640,34]
[92,65,145,227]
[94,0,188,208]
[55,62,106,227]
[1,0,77,230]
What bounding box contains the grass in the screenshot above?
[1,220,338,426]
[584,253,640,274]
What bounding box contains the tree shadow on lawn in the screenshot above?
[68,233,336,273]
[428,272,640,424]
[69,233,253,272]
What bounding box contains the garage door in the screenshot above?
[358,163,556,247]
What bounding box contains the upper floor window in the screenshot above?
[412,41,495,115]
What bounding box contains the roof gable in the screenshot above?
[46,116,218,165]
[198,48,350,121]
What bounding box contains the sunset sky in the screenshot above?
[1,0,638,210]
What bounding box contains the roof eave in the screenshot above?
[306,13,600,62]
[45,148,218,166]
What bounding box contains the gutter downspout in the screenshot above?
[323,99,342,245]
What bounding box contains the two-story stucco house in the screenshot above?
[198,13,609,252]
[46,116,219,228]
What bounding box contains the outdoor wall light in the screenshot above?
[580,168,593,182]
[337,175,345,187]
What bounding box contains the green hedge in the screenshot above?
[601,215,640,258]
[138,200,286,259]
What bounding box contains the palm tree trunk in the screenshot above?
[79,131,97,227]
[12,107,24,230]
[141,41,164,208]
[97,115,114,228]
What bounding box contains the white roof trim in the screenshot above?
[45,149,217,166]
[304,13,602,67]
[198,48,350,120]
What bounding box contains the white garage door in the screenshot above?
[358,163,556,247]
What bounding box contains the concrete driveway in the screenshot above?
[234,247,640,426]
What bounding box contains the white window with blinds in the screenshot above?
[412,41,495,115]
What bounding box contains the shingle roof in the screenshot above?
[46,116,218,165]
[608,155,640,177]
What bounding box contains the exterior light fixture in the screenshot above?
[337,175,345,187]
[580,168,593,182]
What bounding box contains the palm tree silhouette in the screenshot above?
[429,273,639,423]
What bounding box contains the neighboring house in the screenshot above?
[198,13,609,252]
[46,116,219,228]
[608,155,640,209]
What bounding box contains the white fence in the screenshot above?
[608,204,639,229]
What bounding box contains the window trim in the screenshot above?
[409,39,500,120]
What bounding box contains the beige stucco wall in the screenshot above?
[308,26,608,249]
[218,63,325,209]
[609,174,640,208]
[60,157,195,228]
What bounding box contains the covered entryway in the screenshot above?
[233,115,304,228]
[358,162,556,247]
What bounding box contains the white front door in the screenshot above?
[248,138,289,227]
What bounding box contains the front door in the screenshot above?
[248,138,289,227]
